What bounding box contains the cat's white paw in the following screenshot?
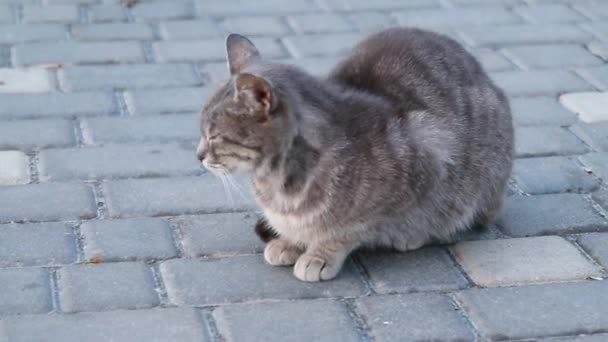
[264,239,303,266]
[293,253,341,282]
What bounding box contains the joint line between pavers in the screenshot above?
[445,247,476,289]
[446,292,483,342]
[343,298,373,342]
[570,69,606,92]
[498,48,529,72]
[350,253,376,296]
[48,267,62,314]
[14,3,23,25]
[142,41,156,64]
[70,222,85,263]
[72,118,85,147]
[568,234,608,277]
[26,150,40,184]
[165,218,185,259]
[123,4,135,23]
[199,307,223,342]
[113,90,130,117]
[583,193,608,220]
[78,4,89,25]
[149,263,170,307]
[569,3,595,21]
[90,181,109,219]
[192,63,210,86]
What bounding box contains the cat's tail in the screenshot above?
[254,218,279,242]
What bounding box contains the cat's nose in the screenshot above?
[196,149,206,162]
[196,139,208,162]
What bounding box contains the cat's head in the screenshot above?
[197,34,293,175]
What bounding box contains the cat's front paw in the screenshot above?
[293,253,342,282]
[264,239,303,266]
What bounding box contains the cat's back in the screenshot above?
[328,27,495,114]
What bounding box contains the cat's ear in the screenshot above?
[226,34,260,75]
[233,73,275,118]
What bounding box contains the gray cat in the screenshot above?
[197,28,513,282]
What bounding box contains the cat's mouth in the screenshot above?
[202,160,229,176]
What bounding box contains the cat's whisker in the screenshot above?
[218,173,234,207]
[225,174,250,203]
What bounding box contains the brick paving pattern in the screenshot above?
[0,0,607,341]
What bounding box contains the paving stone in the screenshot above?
[287,14,354,34]
[577,232,608,269]
[173,212,263,257]
[491,70,593,96]
[0,92,114,119]
[103,175,255,218]
[0,268,51,315]
[357,247,468,294]
[0,182,97,223]
[124,87,209,115]
[0,119,75,151]
[0,222,76,267]
[200,61,229,84]
[160,256,367,305]
[131,2,194,20]
[515,126,589,157]
[71,23,155,41]
[159,19,220,40]
[0,151,29,185]
[455,281,608,340]
[221,16,290,36]
[560,92,608,123]
[81,218,177,262]
[355,293,474,342]
[213,300,359,342]
[0,5,12,24]
[154,38,285,63]
[393,7,522,28]
[587,42,608,62]
[571,123,608,151]
[283,33,361,57]
[22,5,79,23]
[451,236,600,287]
[38,144,201,181]
[289,56,341,75]
[0,308,208,342]
[81,114,199,145]
[197,0,318,15]
[322,0,440,10]
[13,41,145,66]
[0,67,52,93]
[576,66,608,91]
[474,49,514,72]
[511,96,577,126]
[462,24,592,47]
[88,4,128,22]
[57,262,159,312]
[514,4,588,23]
[513,156,599,194]
[503,44,603,69]
[58,64,202,91]
[497,193,608,236]
[347,12,395,32]
[0,24,68,43]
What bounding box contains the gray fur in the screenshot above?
[197,28,514,282]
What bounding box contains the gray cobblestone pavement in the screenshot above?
[0,0,607,341]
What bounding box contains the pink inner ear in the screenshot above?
[256,88,272,108]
